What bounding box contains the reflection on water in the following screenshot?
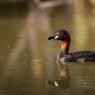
[47,62,70,89]
[73,0,89,49]
[0,1,95,95]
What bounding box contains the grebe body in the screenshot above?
[48,29,95,62]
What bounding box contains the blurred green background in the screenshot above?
[0,0,95,95]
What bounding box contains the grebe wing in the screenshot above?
[70,51,95,62]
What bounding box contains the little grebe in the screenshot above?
[48,29,95,62]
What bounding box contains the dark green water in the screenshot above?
[0,2,95,95]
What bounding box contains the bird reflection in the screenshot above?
[47,62,70,89]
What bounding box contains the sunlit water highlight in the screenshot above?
[0,1,95,95]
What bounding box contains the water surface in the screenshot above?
[0,2,95,95]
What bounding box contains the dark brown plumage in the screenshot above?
[48,29,95,62]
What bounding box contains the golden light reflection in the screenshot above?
[0,1,95,94]
[90,0,95,28]
[0,25,28,84]
[73,0,89,50]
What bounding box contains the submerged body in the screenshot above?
[57,50,95,62]
[48,29,95,62]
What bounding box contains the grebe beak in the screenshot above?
[48,35,55,40]
[48,35,60,40]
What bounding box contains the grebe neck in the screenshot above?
[57,40,70,59]
[61,40,70,54]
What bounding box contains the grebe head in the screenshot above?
[48,29,71,54]
[48,29,71,41]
